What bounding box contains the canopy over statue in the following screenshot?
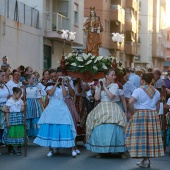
[83,7,103,56]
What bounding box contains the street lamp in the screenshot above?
[112,33,124,61]
[69,31,76,52]
[61,30,69,56]
[60,30,76,70]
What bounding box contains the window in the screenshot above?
[74,3,78,26]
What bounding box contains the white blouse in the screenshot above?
[37,83,46,96]
[46,85,68,100]
[6,80,22,95]
[26,86,41,99]
[96,83,119,102]
[132,88,160,110]
[0,85,9,103]
[6,98,24,112]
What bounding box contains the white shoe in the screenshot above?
[47,151,53,157]
[75,149,80,155]
[136,160,150,168]
[72,150,77,158]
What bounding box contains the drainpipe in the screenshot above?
[3,0,6,35]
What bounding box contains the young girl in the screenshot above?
[2,87,25,155]
[25,74,43,137]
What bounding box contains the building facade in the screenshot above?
[84,0,139,68]
[136,0,167,70]
[0,0,84,72]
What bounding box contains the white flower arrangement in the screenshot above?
[65,53,113,74]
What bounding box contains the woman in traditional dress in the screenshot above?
[0,69,10,149]
[34,69,77,157]
[125,72,164,168]
[86,69,127,157]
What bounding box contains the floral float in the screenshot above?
[60,53,124,82]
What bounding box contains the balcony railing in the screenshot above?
[125,42,136,55]
[126,21,137,33]
[110,5,125,24]
[45,12,70,32]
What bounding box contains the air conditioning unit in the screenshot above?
[135,55,140,61]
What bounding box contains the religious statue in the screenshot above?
[83,7,103,56]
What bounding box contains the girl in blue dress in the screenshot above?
[25,74,43,137]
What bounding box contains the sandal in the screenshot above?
[121,153,128,159]
[137,159,150,168]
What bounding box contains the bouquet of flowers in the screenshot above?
[65,53,113,75]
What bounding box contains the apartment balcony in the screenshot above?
[110,5,125,24]
[125,42,136,55]
[111,0,123,6]
[126,0,138,11]
[44,13,70,39]
[126,21,137,33]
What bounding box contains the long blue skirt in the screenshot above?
[86,124,127,153]
[34,124,75,148]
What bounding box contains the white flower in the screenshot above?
[65,62,69,65]
[93,66,98,70]
[91,55,95,59]
[94,58,98,63]
[71,63,77,66]
[83,53,88,60]
[97,56,103,61]
[77,65,84,67]
[87,53,92,57]
[68,53,72,58]
[102,64,108,69]
[77,57,83,62]
[85,60,92,65]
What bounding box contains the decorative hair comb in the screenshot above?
[90,7,95,11]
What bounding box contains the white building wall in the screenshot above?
[0,16,44,72]
[138,0,153,68]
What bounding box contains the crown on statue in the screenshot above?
[90,7,95,11]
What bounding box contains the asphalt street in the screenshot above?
[0,139,170,170]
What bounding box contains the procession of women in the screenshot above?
[0,8,168,169]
